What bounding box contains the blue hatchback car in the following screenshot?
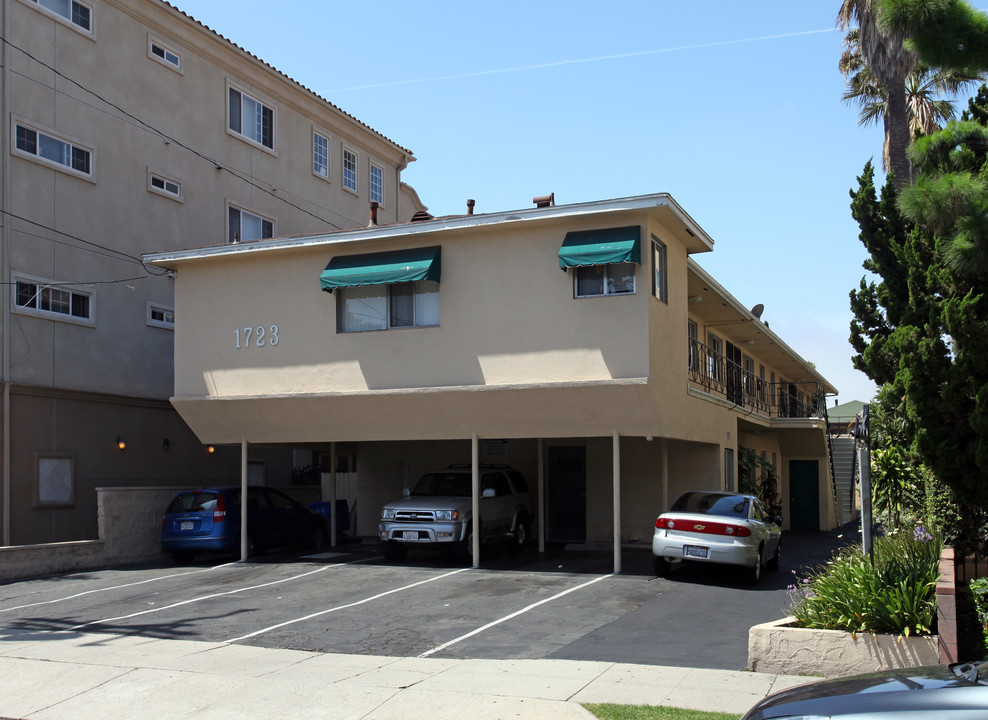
[161,486,329,563]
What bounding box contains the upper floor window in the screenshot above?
[652,236,668,303]
[149,171,181,200]
[343,147,358,192]
[149,38,181,71]
[148,302,175,329]
[707,332,723,381]
[28,0,91,32]
[228,206,273,243]
[574,263,635,298]
[14,277,92,323]
[370,163,384,204]
[337,281,439,332]
[313,132,330,178]
[228,87,274,150]
[14,122,92,178]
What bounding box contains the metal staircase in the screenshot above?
[830,436,858,525]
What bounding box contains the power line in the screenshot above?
[0,34,368,232]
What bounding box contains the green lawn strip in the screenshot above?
[582,703,740,720]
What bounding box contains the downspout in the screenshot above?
[2,0,12,546]
[471,433,479,568]
[613,432,621,574]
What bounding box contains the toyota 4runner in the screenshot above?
[378,464,533,561]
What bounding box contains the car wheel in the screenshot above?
[455,527,476,563]
[383,540,407,561]
[509,518,529,553]
[653,555,670,577]
[171,551,195,565]
[311,524,328,550]
[745,546,763,584]
[767,538,781,571]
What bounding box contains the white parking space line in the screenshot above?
[224,567,472,644]
[0,562,239,614]
[418,574,611,657]
[58,561,361,634]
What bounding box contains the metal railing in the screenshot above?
[688,340,826,419]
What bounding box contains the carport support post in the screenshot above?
[537,438,545,553]
[240,438,248,562]
[472,433,480,568]
[613,431,621,574]
[330,442,337,548]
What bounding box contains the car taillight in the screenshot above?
[214,494,227,521]
[655,516,750,537]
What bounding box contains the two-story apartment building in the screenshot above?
[0,0,424,544]
[146,193,839,570]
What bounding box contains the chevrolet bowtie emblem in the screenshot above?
[693,524,705,531]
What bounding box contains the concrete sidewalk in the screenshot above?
[0,632,816,719]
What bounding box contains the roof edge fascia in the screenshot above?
[144,193,714,266]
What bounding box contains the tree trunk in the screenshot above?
[885,71,912,190]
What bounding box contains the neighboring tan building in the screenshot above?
[146,193,840,570]
[0,0,424,544]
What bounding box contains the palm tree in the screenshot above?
[840,30,983,171]
[838,0,917,189]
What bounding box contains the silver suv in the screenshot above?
[378,464,533,561]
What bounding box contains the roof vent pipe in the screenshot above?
[467,199,475,215]
[533,193,555,208]
[368,201,379,227]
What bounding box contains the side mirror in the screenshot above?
[774,514,784,527]
[402,487,411,499]
[482,488,496,498]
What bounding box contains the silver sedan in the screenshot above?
[651,491,782,583]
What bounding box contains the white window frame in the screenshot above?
[342,146,358,193]
[13,274,94,326]
[22,0,93,35]
[148,170,182,201]
[12,119,94,181]
[228,204,274,243]
[313,130,330,180]
[573,263,636,298]
[369,162,384,205]
[337,281,439,333]
[652,235,668,303]
[148,36,182,72]
[227,85,276,152]
[36,453,75,507]
[147,302,175,330]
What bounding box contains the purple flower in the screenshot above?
[913,526,933,543]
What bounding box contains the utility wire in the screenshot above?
[0,34,367,232]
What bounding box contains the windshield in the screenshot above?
[670,492,750,519]
[411,472,471,497]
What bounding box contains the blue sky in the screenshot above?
[172,1,941,405]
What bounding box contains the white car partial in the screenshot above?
[652,491,782,583]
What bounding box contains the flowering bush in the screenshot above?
[788,524,942,636]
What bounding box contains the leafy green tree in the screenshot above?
[878,0,988,73]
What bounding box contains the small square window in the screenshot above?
[148,302,175,329]
[149,38,181,70]
[228,206,274,243]
[149,172,182,200]
[229,87,274,150]
[38,455,74,505]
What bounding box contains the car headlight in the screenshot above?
[381,508,396,521]
[435,510,459,521]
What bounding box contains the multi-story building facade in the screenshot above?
[147,193,840,570]
[0,0,424,544]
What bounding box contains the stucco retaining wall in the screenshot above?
[0,487,177,583]
[748,617,939,677]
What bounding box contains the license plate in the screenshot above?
[402,531,419,541]
[684,545,709,559]
[180,521,194,531]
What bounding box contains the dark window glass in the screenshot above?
[15,126,37,154]
[389,283,414,328]
[71,146,89,174]
[670,492,750,519]
[15,281,36,308]
[228,207,240,243]
[70,293,89,318]
[261,219,273,239]
[71,2,90,30]
[261,106,273,149]
[229,88,241,134]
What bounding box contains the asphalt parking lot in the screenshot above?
[0,529,855,672]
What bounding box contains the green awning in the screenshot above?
[320,246,441,292]
[558,226,641,269]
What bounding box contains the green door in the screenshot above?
[789,460,820,531]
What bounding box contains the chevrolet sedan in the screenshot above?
[651,491,782,583]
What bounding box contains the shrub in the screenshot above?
[789,525,942,636]
[970,577,988,649]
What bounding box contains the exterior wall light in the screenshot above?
[117,437,126,452]
[207,445,215,454]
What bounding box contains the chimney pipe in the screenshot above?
[467,199,475,215]
[368,201,379,227]
[533,193,555,208]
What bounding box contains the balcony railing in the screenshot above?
[688,340,825,419]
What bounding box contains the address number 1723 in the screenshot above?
[235,325,279,348]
